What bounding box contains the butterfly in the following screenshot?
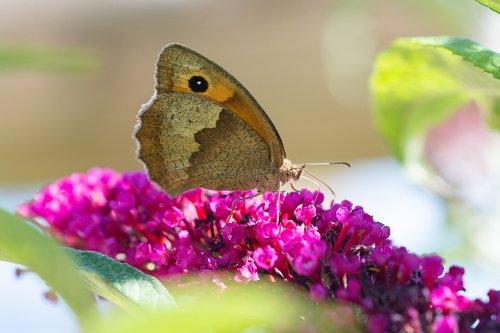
[134,43,305,196]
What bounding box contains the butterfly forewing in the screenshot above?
[154,43,286,169]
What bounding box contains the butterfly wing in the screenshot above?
[135,93,280,196]
[154,43,286,170]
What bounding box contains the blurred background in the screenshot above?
[0,0,499,332]
[2,0,494,183]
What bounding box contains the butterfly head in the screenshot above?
[279,158,305,184]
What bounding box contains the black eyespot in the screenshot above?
[188,76,209,92]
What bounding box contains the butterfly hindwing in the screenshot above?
[135,93,278,195]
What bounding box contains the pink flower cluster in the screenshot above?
[18,168,499,333]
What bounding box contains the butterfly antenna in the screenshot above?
[303,169,337,198]
[304,162,351,168]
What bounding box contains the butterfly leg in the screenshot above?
[276,183,282,223]
[226,192,261,223]
[303,169,337,199]
[290,182,301,193]
[300,175,322,205]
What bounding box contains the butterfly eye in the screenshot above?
[188,75,209,93]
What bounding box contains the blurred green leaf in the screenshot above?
[0,44,97,73]
[0,209,361,332]
[67,249,176,312]
[0,209,97,323]
[87,282,311,333]
[371,37,500,161]
[475,0,500,13]
[86,276,364,333]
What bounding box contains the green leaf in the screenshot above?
[0,44,97,73]
[87,282,315,333]
[67,249,176,312]
[475,0,500,13]
[0,209,97,322]
[371,37,500,162]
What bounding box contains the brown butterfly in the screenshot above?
[134,43,305,196]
